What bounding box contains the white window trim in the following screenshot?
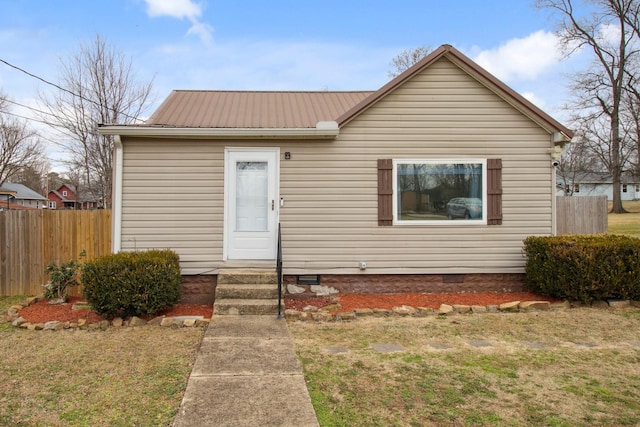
[392,158,487,226]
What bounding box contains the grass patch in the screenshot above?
[290,308,640,426]
[609,200,640,238]
[0,296,203,426]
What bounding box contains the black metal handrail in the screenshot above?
[276,223,283,319]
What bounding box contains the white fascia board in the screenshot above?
[98,126,339,139]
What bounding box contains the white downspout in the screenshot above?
[112,135,123,252]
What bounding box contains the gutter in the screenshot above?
[98,121,339,140]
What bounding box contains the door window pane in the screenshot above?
[236,161,268,231]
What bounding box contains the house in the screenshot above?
[0,185,17,211]
[0,183,48,209]
[98,44,573,295]
[557,172,640,200]
[48,184,77,209]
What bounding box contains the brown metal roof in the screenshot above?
[147,90,373,128]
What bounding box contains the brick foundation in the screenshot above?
[180,275,217,305]
[284,273,525,297]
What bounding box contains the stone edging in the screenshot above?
[5,295,210,331]
[284,299,640,321]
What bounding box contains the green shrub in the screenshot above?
[44,258,81,301]
[81,249,181,319]
[523,234,640,303]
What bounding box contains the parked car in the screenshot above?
[446,197,482,219]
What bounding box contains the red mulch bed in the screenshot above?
[18,296,213,324]
[18,292,557,324]
[285,291,558,313]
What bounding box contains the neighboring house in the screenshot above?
[99,44,573,293]
[0,186,17,211]
[48,184,102,210]
[557,172,640,200]
[1,183,48,209]
[48,184,77,210]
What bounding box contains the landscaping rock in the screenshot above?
[77,319,87,328]
[452,304,471,314]
[486,305,499,313]
[354,308,374,317]
[284,309,301,320]
[309,285,339,297]
[438,304,454,315]
[43,321,61,331]
[392,305,416,316]
[373,308,392,317]
[287,284,306,294]
[302,305,319,312]
[128,316,147,327]
[336,312,356,321]
[416,307,435,316]
[112,317,124,327]
[311,311,334,322]
[12,317,27,327]
[519,301,551,311]
[607,299,631,308]
[499,301,520,312]
[471,305,487,314]
[147,317,164,326]
[160,317,175,327]
[183,319,197,327]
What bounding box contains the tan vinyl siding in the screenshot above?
[120,57,555,275]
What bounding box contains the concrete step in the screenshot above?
[218,270,277,285]
[213,298,282,315]
[215,284,280,300]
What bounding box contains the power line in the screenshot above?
[2,97,60,121]
[0,109,63,128]
[0,57,140,122]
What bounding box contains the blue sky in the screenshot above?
[0,0,588,168]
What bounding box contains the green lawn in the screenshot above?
[0,296,203,426]
[609,200,640,238]
[290,309,640,426]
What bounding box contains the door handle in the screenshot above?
[271,200,274,211]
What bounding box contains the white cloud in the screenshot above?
[143,0,213,44]
[520,91,546,109]
[472,30,563,82]
[144,0,201,20]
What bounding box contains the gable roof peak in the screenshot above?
[336,44,573,138]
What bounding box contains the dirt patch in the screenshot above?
[18,296,213,323]
[285,291,557,313]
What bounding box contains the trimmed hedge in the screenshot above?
[81,250,181,319]
[523,235,640,303]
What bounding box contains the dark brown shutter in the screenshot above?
[487,158,502,225]
[378,159,393,226]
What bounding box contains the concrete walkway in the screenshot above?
[173,316,319,427]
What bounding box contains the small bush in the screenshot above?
[523,234,640,303]
[44,258,81,301]
[81,249,181,319]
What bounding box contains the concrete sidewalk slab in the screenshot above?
[173,315,319,427]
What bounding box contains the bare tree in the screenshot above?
[0,98,45,185]
[38,35,154,208]
[388,45,432,78]
[538,0,640,213]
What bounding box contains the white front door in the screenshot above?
[224,148,279,260]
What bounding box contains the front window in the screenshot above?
[393,159,486,224]
[622,184,628,193]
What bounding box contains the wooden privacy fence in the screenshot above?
[0,210,112,296]
[556,196,608,235]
